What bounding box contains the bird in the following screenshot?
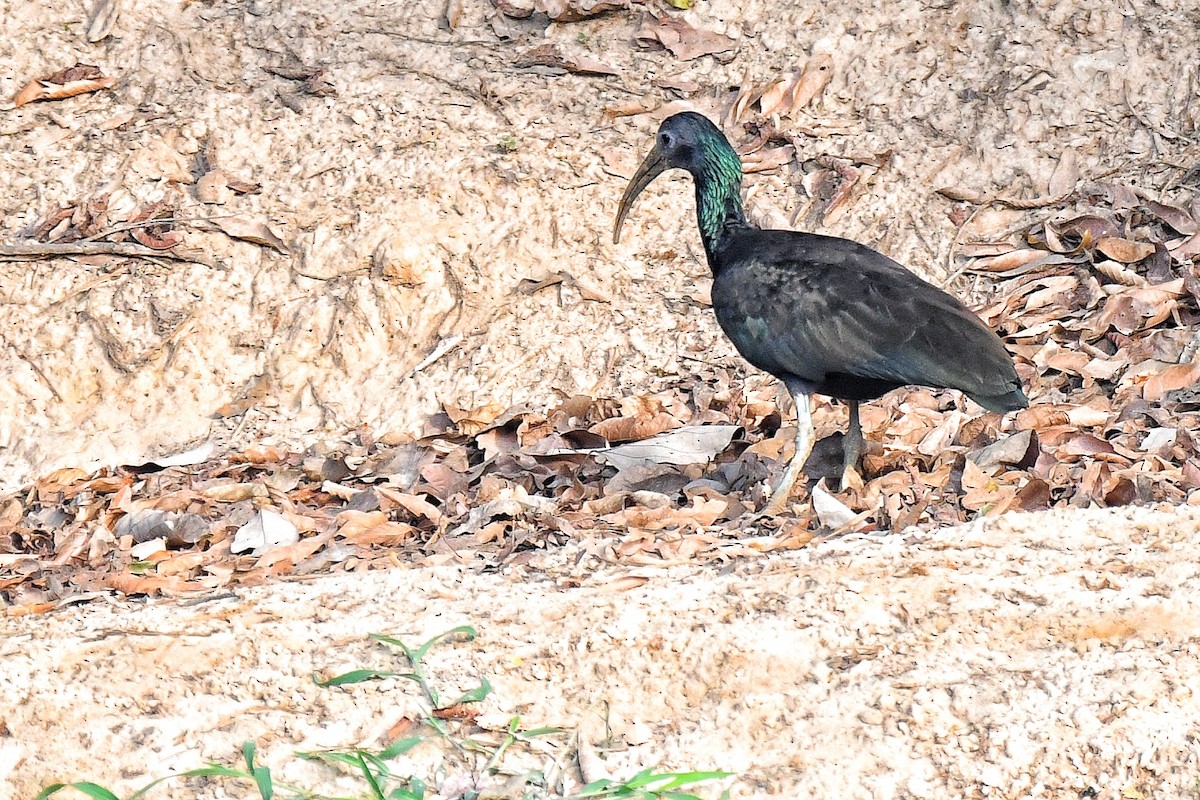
[612,111,1028,515]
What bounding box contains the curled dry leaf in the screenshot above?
[1095,236,1155,264]
[1047,148,1079,198]
[967,429,1037,472]
[444,400,507,436]
[810,480,856,529]
[1015,404,1109,430]
[968,249,1063,274]
[635,15,737,62]
[1142,362,1200,402]
[490,0,624,21]
[12,63,117,108]
[607,495,727,531]
[1138,195,1197,236]
[87,0,125,42]
[741,146,795,174]
[515,44,617,76]
[214,218,290,254]
[1093,260,1147,287]
[589,411,679,442]
[196,169,233,204]
[597,424,738,467]
[1047,214,1122,248]
[336,510,415,546]
[230,509,300,555]
[755,54,834,118]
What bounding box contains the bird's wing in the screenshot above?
[711,233,1018,397]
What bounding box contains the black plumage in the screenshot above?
[613,112,1028,514]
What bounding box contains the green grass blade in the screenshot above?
[350,752,389,800]
[313,668,402,686]
[578,777,616,795]
[446,676,492,707]
[517,725,564,738]
[241,741,273,800]
[412,625,476,662]
[378,736,424,759]
[34,783,120,800]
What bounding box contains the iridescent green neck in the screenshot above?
[692,138,747,250]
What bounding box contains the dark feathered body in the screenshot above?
[613,112,1028,511]
[709,229,1027,412]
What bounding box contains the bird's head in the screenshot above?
[613,112,742,244]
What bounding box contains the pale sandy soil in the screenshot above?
[4,505,1200,799]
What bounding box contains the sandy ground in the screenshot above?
[4,505,1200,799]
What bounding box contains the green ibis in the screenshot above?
[612,112,1028,515]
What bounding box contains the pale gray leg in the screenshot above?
[840,400,863,491]
[764,386,814,515]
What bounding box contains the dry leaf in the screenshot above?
[756,54,834,118]
[810,480,856,529]
[12,63,117,108]
[1096,236,1155,263]
[1142,362,1200,401]
[635,15,736,62]
[515,44,617,76]
[1048,148,1079,198]
[967,430,1036,471]
[231,509,300,554]
[590,412,680,442]
[214,218,290,254]
[597,425,738,467]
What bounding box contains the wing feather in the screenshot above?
[710,230,1021,401]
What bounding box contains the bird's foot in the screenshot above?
[761,493,793,517]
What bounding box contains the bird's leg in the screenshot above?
[840,400,864,491]
[764,386,814,515]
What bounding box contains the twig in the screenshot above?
[403,335,463,380]
[937,187,1074,210]
[942,202,986,290]
[0,241,211,264]
[80,213,239,241]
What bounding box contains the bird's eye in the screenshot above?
[659,131,675,149]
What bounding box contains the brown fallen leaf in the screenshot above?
[1137,194,1197,236]
[635,15,736,62]
[214,218,289,254]
[491,0,624,20]
[590,412,680,442]
[12,63,117,108]
[1095,236,1155,263]
[215,374,272,418]
[1142,362,1200,402]
[756,54,834,118]
[968,249,1064,274]
[432,703,480,721]
[196,169,233,204]
[105,572,217,596]
[603,97,658,118]
[336,510,416,546]
[515,44,617,76]
[1048,148,1079,198]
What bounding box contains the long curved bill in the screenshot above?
[612,144,669,244]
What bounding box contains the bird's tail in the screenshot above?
[970,385,1029,413]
